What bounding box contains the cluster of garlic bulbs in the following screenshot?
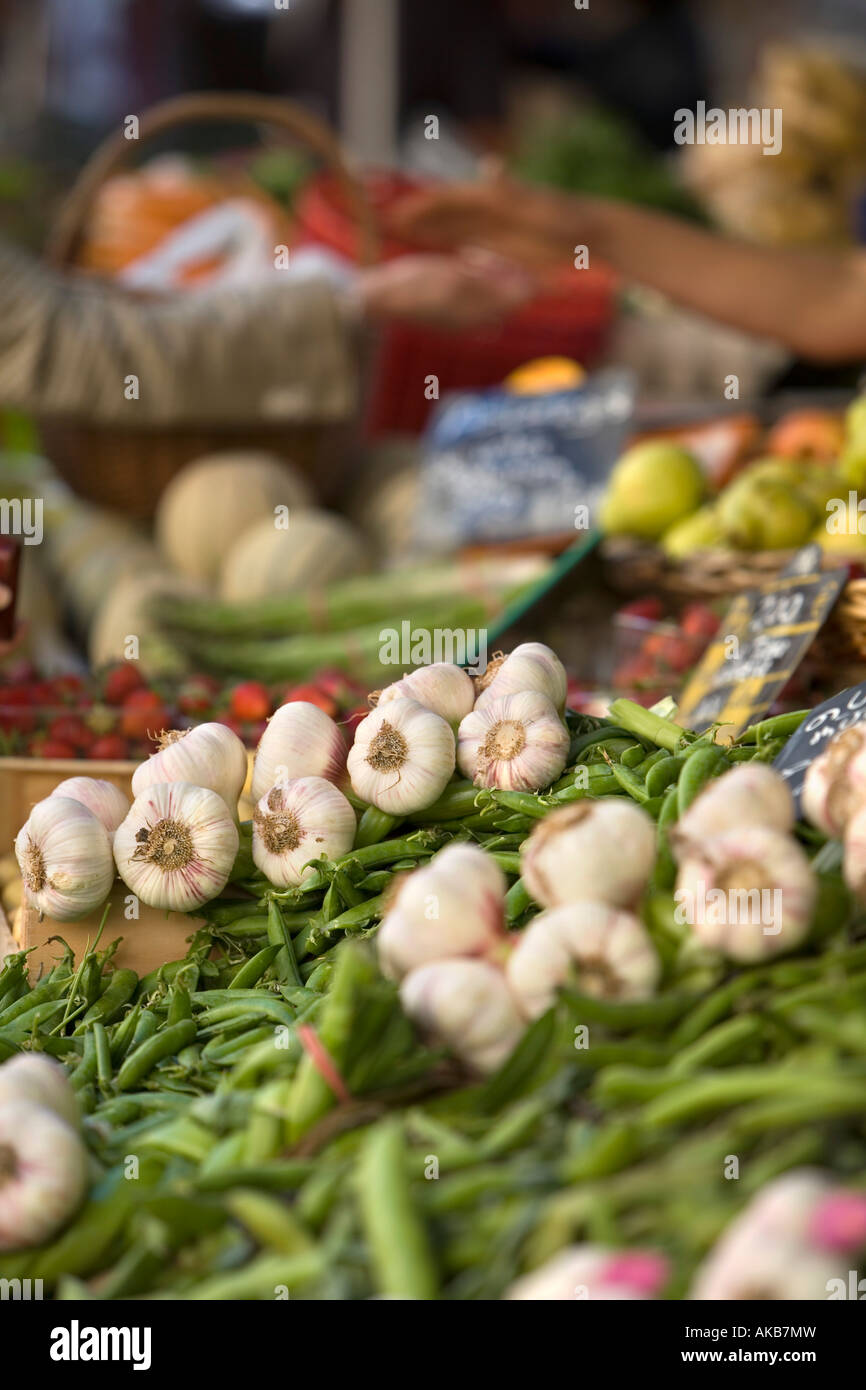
[802,724,866,902]
[349,644,570,812]
[0,1055,89,1250]
[380,797,663,1074]
[671,763,815,964]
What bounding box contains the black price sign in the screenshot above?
[774,680,866,811]
[677,545,848,738]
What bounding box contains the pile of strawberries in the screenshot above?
[611,597,720,698]
[0,664,370,762]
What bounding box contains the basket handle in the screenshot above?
[47,90,379,267]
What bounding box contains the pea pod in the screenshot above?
[676,744,728,817]
[115,1020,198,1092]
[76,968,138,1032]
[356,1119,438,1300]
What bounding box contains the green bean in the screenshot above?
[356,1119,438,1300]
[642,1067,865,1128]
[504,877,533,925]
[69,1031,98,1091]
[676,745,728,817]
[267,898,303,987]
[0,974,67,1027]
[202,1024,276,1065]
[182,1250,324,1300]
[195,1159,316,1193]
[93,1023,113,1092]
[355,807,403,847]
[668,1015,764,1074]
[645,755,684,799]
[562,988,697,1032]
[227,944,281,990]
[75,968,138,1033]
[115,1020,198,1092]
[739,710,808,745]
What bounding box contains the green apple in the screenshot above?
[661,505,725,558]
[718,479,813,550]
[599,441,704,540]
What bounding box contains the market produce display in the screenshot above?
[2,642,866,1300]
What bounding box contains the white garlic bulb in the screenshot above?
[400,958,525,1074]
[474,642,568,713]
[52,777,131,838]
[842,801,866,902]
[506,902,660,1019]
[674,826,816,963]
[347,697,455,815]
[114,781,239,911]
[15,797,114,922]
[672,763,794,857]
[0,1055,80,1130]
[522,800,656,910]
[457,691,569,791]
[377,842,506,980]
[506,1245,668,1301]
[132,721,248,815]
[375,663,475,727]
[0,1099,90,1250]
[252,776,356,888]
[802,725,866,837]
[252,701,347,803]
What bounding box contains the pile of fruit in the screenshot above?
[0,662,368,761]
[2,640,866,1300]
[600,402,866,559]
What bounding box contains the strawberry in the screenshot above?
[619,597,664,622]
[48,714,93,749]
[33,738,77,759]
[680,603,720,641]
[88,734,129,760]
[120,689,169,740]
[178,674,220,717]
[229,681,271,723]
[103,663,145,705]
[45,674,86,703]
[281,683,337,718]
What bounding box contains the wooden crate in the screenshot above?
[17,885,203,977]
[0,758,136,854]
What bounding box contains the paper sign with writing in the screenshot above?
[774,680,866,811]
[676,545,847,737]
[417,369,635,548]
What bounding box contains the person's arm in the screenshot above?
[394,181,866,363]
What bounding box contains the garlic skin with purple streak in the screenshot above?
[474,642,567,714]
[113,782,239,912]
[348,698,455,814]
[400,958,525,1074]
[374,663,474,727]
[377,843,506,980]
[52,776,130,839]
[15,796,114,922]
[252,701,347,803]
[506,1246,668,1301]
[506,902,660,1020]
[674,826,816,964]
[252,776,356,888]
[457,691,569,791]
[0,1099,89,1250]
[522,799,656,909]
[672,763,794,856]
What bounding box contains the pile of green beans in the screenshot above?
[4,697,864,1300]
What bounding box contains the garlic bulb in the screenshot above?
[377,843,506,980]
[674,827,816,963]
[0,1099,89,1250]
[133,721,248,814]
[506,902,660,1019]
[252,776,356,888]
[672,763,794,856]
[252,701,347,803]
[374,663,475,727]
[474,642,568,713]
[400,958,525,1074]
[0,1055,80,1130]
[457,691,569,791]
[506,1246,668,1301]
[522,800,656,909]
[15,797,114,922]
[690,1171,846,1301]
[52,777,131,838]
[347,698,455,815]
[114,781,239,911]
[802,725,866,837]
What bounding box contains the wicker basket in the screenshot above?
[599,536,844,601]
[40,92,378,520]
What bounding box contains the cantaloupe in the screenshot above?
[219,508,368,602]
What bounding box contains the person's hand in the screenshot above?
[389,177,582,271]
[355,251,535,329]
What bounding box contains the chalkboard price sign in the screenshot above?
[774,680,866,811]
[677,546,848,738]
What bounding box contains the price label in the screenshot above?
[676,545,848,738]
[774,680,866,811]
